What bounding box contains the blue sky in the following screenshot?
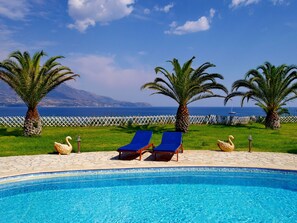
[0,0,296,107]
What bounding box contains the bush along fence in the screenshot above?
[0,115,276,127]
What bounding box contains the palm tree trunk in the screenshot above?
[265,111,280,129]
[24,107,42,136]
[175,104,189,133]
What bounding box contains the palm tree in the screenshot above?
[0,50,79,136]
[225,62,297,129]
[141,56,228,132]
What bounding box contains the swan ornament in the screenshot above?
[217,135,235,152]
[54,136,72,155]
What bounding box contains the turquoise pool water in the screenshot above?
[0,167,297,222]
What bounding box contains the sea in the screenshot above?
[1,107,297,117]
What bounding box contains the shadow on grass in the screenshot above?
[287,149,297,154]
[0,128,23,137]
[211,124,265,130]
[115,124,171,134]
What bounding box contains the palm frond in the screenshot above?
[227,61,297,115]
[0,50,79,108]
[142,57,226,106]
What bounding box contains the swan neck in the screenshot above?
[66,137,71,146]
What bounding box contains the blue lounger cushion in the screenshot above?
[117,130,153,160]
[153,132,183,161]
[152,143,181,152]
[118,143,150,152]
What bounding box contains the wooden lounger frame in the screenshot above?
[118,143,154,161]
[153,144,184,162]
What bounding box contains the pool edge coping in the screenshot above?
[1,166,297,185]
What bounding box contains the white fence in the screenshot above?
[278,116,297,123]
[0,115,295,128]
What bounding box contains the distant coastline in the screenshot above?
[0,82,151,108]
[1,106,296,117]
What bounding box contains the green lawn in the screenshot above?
[0,123,297,157]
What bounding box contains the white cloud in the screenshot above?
[166,17,209,35]
[165,8,215,35]
[271,0,289,5]
[138,51,147,56]
[169,21,177,28]
[0,24,13,37]
[30,40,57,50]
[143,8,150,15]
[0,0,30,20]
[0,25,26,59]
[0,24,57,60]
[65,54,153,102]
[68,0,135,32]
[230,0,260,8]
[230,0,289,8]
[154,3,174,13]
[209,8,215,18]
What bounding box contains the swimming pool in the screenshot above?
[0,167,296,222]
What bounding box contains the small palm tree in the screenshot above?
[225,62,297,129]
[141,56,228,132]
[0,50,79,136]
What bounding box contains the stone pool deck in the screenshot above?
[1,150,297,178]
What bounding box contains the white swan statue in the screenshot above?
[54,136,72,155]
[217,135,235,152]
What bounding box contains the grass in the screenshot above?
[0,123,297,157]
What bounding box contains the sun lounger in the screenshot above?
[117,130,154,161]
[153,131,183,161]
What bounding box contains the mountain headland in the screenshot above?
[0,82,151,107]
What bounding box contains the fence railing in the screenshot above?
[0,115,295,128]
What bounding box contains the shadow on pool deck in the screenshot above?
[111,151,175,162]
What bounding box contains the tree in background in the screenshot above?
[141,56,227,132]
[0,51,79,136]
[225,62,297,129]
